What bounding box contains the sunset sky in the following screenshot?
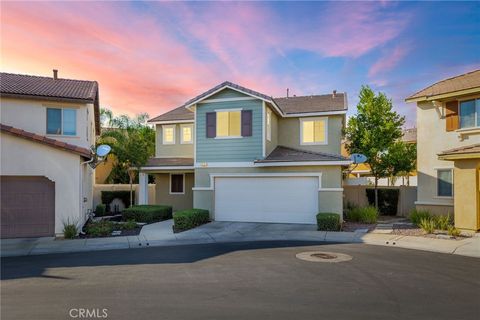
[2,1,479,126]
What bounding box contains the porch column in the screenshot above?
[138,172,149,205]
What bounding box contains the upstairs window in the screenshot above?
[301,118,327,145]
[181,124,193,144]
[47,108,76,136]
[459,99,480,129]
[437,169,453,197]
[216,110,241,137]
[162,125,175,144]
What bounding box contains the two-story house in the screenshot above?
[138,82,350,224]
[406,69,480,231]
[0,71,100,238]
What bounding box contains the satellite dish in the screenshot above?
[96,144,111,157]
[351,153,367,164]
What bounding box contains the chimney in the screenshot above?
[286,88,289,98]
[53,69,58,80]
[332,90,337,98]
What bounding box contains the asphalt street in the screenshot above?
[1,241,479,320]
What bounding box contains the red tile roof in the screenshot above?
[1,72,101,134]
[438,143,480,157]
[1,123,92,158]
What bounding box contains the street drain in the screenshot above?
[296,251,352,263]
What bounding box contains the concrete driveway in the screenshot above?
[2,241,479,320]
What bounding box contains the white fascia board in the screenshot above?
[283,110,347,117]
[254,160,352,167]
[199,97,257,103]
[140,166,195,171]
[195,162,254,168]
[149,119,194,125]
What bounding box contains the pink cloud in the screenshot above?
[369,45,410,77]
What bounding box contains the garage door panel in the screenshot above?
[215,177,318,224]
[1,176,55,238]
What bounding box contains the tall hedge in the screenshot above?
[366,188,399,215]
[122,205,172,223]
[101,191,134,212]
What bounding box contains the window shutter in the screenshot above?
[445,101,459,132]
[241,110,252,136]
[206,112,216,138]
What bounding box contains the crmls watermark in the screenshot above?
[69,308,108,318]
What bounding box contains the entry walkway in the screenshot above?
[2,220,479,258]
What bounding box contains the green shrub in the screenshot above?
[101,191,134,212]
[95,204,107,216]
[85,220,114,237]
[316,213,341,231]
[409,209,431,225]
[173,209,210,232]
[447,225,461,237]
[366,188,399,215]
[434,214,452,231]
[62,221,77,239]
[120,219,137,230]
[122,205,172,223]
[347,206,379,224]
[419,217,436,234]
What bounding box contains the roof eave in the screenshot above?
[405,87,480,103]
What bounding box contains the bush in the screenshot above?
[101,191,134,212]
[85,220,114,237]
[173,209,210,232]
[63,221,77,239]
[409,209,431,225]
[447,225,461,237]
[419,217,436,234]
[346,206,379,224]
[366,188,399,215]
[120,219,137,230]
[434,214,452,231]
[95,204,107,216]
[316,213,341,231]
[122,205,172,223]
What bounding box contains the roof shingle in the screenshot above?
[144,157,194,167]
[255,146,349,163]
[438,144,480,157]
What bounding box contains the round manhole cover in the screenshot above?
[296,251,352,263]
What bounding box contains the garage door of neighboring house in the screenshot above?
[1,176,55,238]
[214,176,318,224]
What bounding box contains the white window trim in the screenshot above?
[180,123,194,144]
[266,108,272,142]
[46,107,78,137]
[435,168,454,198]
[299,117,328,145]
[458,97,480,130]
[215,108,243,139]
[162,125,176,145]
[169,173,185,195]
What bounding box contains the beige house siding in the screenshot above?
[153,172,194,211]
[265,105,279,156]
[452,159,479,230]
[416,100,480,212]
[1,133,91,236]
[277,115,343,154]
[155,123,194,158]
[0,97,95,149]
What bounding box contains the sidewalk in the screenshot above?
[1,220,479,258]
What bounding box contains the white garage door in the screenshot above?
[215,176,318,224]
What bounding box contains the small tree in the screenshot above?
[344,86,405,208]
[383,142,417,186]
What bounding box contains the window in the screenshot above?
[217,110,241,137]
[180,124,193,144]
[301,118,327,145]
[162,125,175,144]
[459,99,480,129]
[437,169,453,197]
[170,174,184,194]
[46,108,77,135]
[266,109,272,141]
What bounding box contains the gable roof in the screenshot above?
[406,69,480,102]
[255,146,349,163]
[1,123,92,158]
[1,72,101,134]
[149,81,347,123]
[438,143,480,160]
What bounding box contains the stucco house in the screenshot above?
[0,71,100,238]
[138,81,350,224]
[405,69,480,231]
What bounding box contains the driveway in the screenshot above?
[2,241,479,320]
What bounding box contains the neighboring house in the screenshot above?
[405,69,480,231]
[342,128,418,186]
[0,71,100,238]
[139,81,350,224]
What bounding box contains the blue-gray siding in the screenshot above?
[196,98,263,162]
